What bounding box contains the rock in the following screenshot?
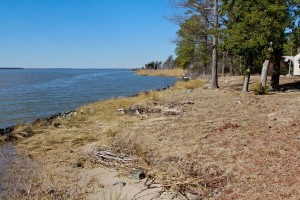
[182,101,195,105]
[125,108,140,115]
[132,170,146,180]
[157,86,171,91]
[212,189,220,196]
[32,110,76,127]
[117,108,125,114]
[164,109,181,115]
[134,109,140,115]
[72,111,77,116]
[267,112,277,118]
[61,110,74,118]
[169,193,175,200]
[18,128,33,137]
[113,181,126,188]
[54,122,61,128]
[183,76,192,81]
[0,126,14,136]
[75,161,84,168]
[185,192,201,200]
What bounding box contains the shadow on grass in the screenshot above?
[280,81,300,92]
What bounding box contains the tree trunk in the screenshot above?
[222,51,225,76]
[260,60,269,86]
[270,48,282,90]
[239,56,242,75]
[229,54,233,75]
[211,0,219,89]
[203,35,208,75]
[270,62,280,90]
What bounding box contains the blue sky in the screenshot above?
[0,0,178,68]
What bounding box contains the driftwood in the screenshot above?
[91,149,136,164]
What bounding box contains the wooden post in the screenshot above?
[242,67,250,92]
[260,60,270,86]
[229,54,233,75]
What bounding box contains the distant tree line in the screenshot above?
[144,55,178,70]
[144,61,162,70]
[0,67,24,70]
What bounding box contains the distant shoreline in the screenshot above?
[0,67,24,70]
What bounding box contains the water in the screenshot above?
[0,68,175,198]
[0,69,176,128]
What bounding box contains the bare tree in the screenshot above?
[169,0,216,79]
[211,0,219,89]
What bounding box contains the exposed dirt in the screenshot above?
[2,75,300,199]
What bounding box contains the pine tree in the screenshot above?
[222,0,299,91]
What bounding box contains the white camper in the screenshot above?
[293,53,300,75]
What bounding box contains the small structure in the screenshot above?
[293,53,300,75]
[282,56,294,76]
[265,54,299,76]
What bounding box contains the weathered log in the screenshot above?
[91,150,135,163]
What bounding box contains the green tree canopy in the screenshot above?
[175,14,211,72]
[222,0,300,89]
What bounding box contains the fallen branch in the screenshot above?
[91,149,135,163]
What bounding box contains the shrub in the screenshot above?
[251,82,269,95]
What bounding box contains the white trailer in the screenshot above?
[293,53,300,75]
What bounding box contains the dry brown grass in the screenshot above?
[6,90,171,147]
[172,79,206,90]
[135,68,185,77]
[7,86,179,170]
[3,76,300,199]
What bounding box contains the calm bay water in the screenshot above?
[0,69,176,128]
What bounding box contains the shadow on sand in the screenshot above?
[280,81,300,92]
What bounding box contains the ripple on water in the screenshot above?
[0,69,176,128]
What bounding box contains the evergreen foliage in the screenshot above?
[144,61,162,70]
[171,0,300,90]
